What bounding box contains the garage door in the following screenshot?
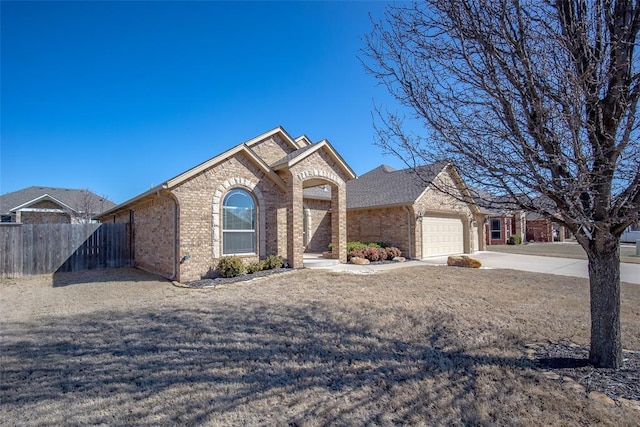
[422,216,464,257]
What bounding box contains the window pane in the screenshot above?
[223,231,256,254]
[222,189,256,254]
[490,219,501,239]
[223,206,255,230]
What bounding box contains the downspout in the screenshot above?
[403,205,413,259]
[157,188,177,280]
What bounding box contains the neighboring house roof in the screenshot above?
[0,186,115,216]
[468,187,523,216]
[347,162,451,209]
[303,185,332,200]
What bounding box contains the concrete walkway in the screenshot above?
[304,252,640,284]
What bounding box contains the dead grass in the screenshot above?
[1,266,639,425]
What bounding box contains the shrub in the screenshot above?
[348,244,402,261]
[263,255,284,270]
[217,256,245,278]
[508,234,523,245]
[327,243,333,253]
[246,261,265,274]
[362,247,380,262]
[348,248,365,260]
[347,241,368,252]
[385,246,402,258]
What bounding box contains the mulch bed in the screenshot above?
[534,341,640,401]
[184,268,292,288]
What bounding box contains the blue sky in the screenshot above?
[1,0,407,204]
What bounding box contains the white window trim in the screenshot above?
[212,178,265,259]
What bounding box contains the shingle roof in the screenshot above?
[347,163,447,209]
[0,187,116,215]
[303,185,332,200]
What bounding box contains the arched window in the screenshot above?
[222,189,256,254]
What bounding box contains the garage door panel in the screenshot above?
[422,216,464,257]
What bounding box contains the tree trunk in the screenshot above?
[586,234,622,368]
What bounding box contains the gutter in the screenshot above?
[402,205,413,259]
[157,188,178,280]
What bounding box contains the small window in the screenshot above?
[490,218,501,240]
[1,215,12,223]
[222,189,256,255]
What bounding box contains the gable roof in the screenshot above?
[271,139,356,180]
[0,187,115,215]
[244,126,303,151]
[164,143,286,191]
[97,126,354,219]
[347,162,450,209]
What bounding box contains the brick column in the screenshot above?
[331,183,347,263]
[286,172,304,268]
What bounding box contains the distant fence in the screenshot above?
[0,223,132,277]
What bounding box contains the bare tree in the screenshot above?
[73,189,108,223]
[362,0,639,368]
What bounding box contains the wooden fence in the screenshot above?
[0,223,132,277]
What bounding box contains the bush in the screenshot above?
[263,255,284,270]
[217,256,245,278]
[327,243,333,253]
[385,246,402,258]
[508,234,523,245]
[347,241,368,252]
[362,247,380,262]
[348,248,364,260]
[347,243,402,261]
[246,261,265,274]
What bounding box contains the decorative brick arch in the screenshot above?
[295,169,344,187]
[212,177,266,259]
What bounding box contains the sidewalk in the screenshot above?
[305,252,640,284]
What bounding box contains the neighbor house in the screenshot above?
[346,163,484,259]
[0,187,115,224]
[96,127,356,282]
[621,222,640,243]
[482,209,526,245]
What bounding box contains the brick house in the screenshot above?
[97,127,355,282]
[346,163,484,259]
[0,187,115,224]
[467,188,526,246]
[481,210,526,245]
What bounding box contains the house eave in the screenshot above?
[347,202,414,211]
[94,185,164,220]
[164,144,286,191]
[10,194,78,214]
[243,126,302,151]
[272,140,356,180]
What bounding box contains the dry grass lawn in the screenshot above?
[1,266,639,425]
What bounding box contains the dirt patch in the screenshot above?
[1,266,639,425]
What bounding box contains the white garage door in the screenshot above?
[422,216,464,257]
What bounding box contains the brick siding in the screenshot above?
[303,199,332,253]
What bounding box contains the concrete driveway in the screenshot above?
[421,251,640,284]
